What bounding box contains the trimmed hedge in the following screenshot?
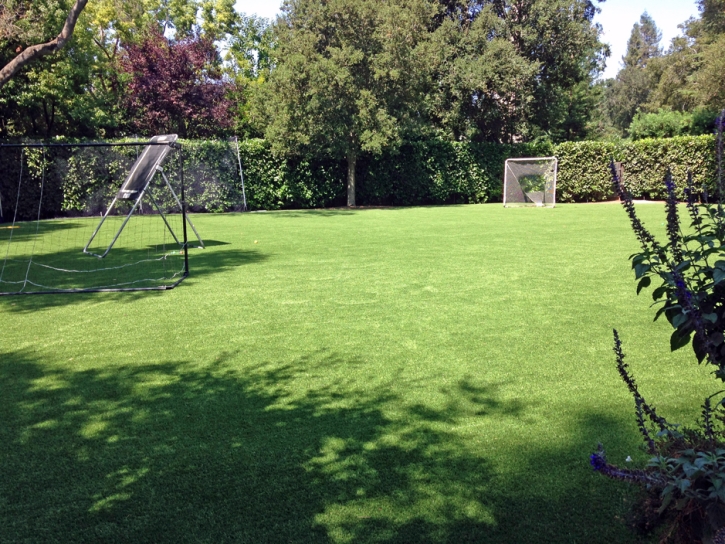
[0,134,718,220]
[358,139,552,206]
[617,135,717,200]
[554,135,717,202]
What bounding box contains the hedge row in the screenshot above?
[191,134,720,208]
[224,138,551,210]
[555,135,717,202]
[0,134,718,220]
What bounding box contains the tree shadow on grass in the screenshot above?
[0,219,85,243]
[0,245,265,313]
[0,349,639,543]
[264,209,360,218]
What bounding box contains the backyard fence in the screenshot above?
[0,134,718,218]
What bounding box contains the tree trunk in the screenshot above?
[0,0,89,89]
[347,150,357,207]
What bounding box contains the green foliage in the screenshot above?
[604,13,663,133]
[359,139,550,205]
[592,114,725,543]
[620,136,716,200]
[629,110,694,140]
[650,446,725,513]
[258,0,434,206]
[629,109,719,140]
[423,5,537,143]
[511,0,608,142]
[420,0,607,144]
[4,133,719,221]
[618,2,725,128]
[555,135,717,202]
[555,140,620,202]
[1,136,557,220]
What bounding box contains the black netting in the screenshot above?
[0,139,209,294]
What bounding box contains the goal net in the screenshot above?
[0,138,197,295]
[503,157,558,208]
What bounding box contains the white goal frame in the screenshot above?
[503,156,558,208]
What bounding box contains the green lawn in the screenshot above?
[0,203,714,543]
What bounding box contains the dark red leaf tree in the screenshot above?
[121,28,235,138]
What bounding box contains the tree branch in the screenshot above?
[0,0,89,89]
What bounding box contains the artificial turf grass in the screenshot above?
[0,203,715,543]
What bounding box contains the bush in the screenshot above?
[628,109,719,141]
[358,139,552,206]
[554,140,620,202]
[591,112,725,543]
[629,110,693,140]
[554,135,717,202]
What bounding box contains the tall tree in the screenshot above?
[257,0,433,207]
[423,0,607,143]
[424,4,538,142]
[645,32,699,114]
[639,1,725,119]
[0,0,263,137]
[698,0,725,35]
[503,0,608,141]
[606,12,662,132]
[0,0,113,137]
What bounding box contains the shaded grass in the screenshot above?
[0,204,715,543]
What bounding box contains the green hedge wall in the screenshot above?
[617,135,717,200]
[554,135,717,202]
[0,134,718,220]
[357,139,552,206]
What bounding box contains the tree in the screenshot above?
[257,0,433,207]
[202,7,275,138]
[120,28,235,138]
[0,0,119,137]
[0,0,261,138]
[424,4,538,142]
[0,0,89,88]
[606,12,662,132]
[698,0,725,35]
[637,1,725,120]
[645,32,699,114]
[503,0,608,142]
[421,0,607,143]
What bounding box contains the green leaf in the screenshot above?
[658,489,674,513]
[672,312,689,329]
[637,276,651,294]
[634,262,651,279]
[670,329,692,351]
[654,305,668,322]
[652,285,668,300]
[703,313,718,323]
[675,260,691,272]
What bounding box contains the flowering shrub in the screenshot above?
[592,111,725,543]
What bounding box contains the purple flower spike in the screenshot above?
[590,452,606,471]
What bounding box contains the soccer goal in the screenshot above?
[503,157,558,208]
[0,137,200,295]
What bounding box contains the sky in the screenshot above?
[234,0,701,80]
[594,0,700,79]
[234,1,283,21]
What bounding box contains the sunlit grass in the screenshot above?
[0,203,713,543]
